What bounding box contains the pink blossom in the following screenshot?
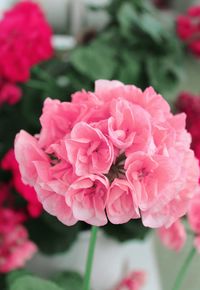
[0,1,53,83]
[188,194,200,234]
[66,175,109,226]
[14,80,199,228]
[157,220,186,251]
[106,178,139,224]
[0,208,37,273]
[0,81,22,105]
[114,271,146,290]
[65,122,114,176]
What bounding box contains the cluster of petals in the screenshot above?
[114,271,146,290]
[0,207,37,273]
[15,80,199,228]
[176,5,200,57]
[1,149,42,218]
[0,1,53,105]
[176,91,200,162]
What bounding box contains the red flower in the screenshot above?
[0,1,53,83]
[0,81,22,105]
[176,92,200,161]
[176,5,200,58]
[1,149,42,218]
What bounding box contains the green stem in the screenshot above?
[172,247,196,290]
[83,226,98,290]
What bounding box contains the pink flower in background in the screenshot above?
[176,5,200,57]
[157,220,186,251]
[0,208,37,273]
[188,194,200,234]
[0,81,22,105]
[1,149,42,218]
[0,1,53,83]
[14,80,199,228]
[114,271,146,290]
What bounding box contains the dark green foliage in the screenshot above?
[67,0,183,95]
[103,219,150,242]
[26,213,81,255]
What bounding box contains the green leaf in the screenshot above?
[9,276,63,290]
[117,52,141,84]
[70,41,117,80]
[7,270,31,288]
[139,13,164,42]
[117,3,138,33]
[146,57,181,94]
[52,271,83,290]
[103,219,149,242]
[26,214,81,255]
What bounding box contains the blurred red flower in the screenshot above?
[1,149,42,218]
[176,6,200,57]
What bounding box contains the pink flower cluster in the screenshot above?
[1,149,42,218]
[15,80,199,228]
[176,5,200,57]
[114,271,146,290]
[0,194,37,273]
[0,1,53,105]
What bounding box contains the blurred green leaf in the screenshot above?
[6,270,31,288]
[70,41,117,80]
[116,52,141,84]
[52,271,83,290]
[26,214,81,255]
[9,276,63,290]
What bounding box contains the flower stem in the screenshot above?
[83,226,98,290]
[172,247,196,290]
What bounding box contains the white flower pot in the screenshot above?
[26,230,162,290]
[154,233,200,290]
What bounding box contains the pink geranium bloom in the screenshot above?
[14,80,199,228]
[0,1,53,83]
[66,175,109,226]
[157,220,186,251]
